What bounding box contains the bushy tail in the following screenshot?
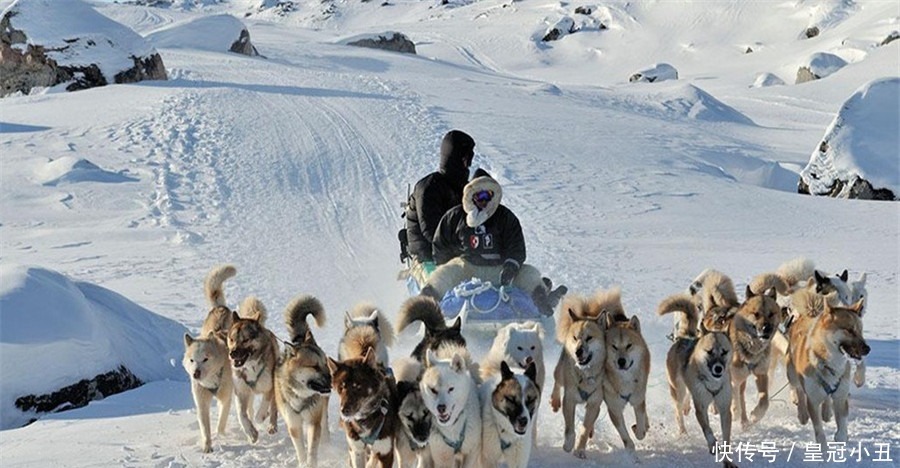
[238,296,268,324]
[284,295,326,343]
[776,257,816,288]
[348,302,395,348]
[396,296,445,334]
[658,293,699,338]
[204,264,236,308]
[392,357,423,384]
[749,272,790,296]
[593,286,626,322]
[556,294,603,343]
[701,270,739,311]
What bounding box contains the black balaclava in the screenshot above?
[439,130,475,188]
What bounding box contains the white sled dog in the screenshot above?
[275,295,330,468]
[227,296,280,442]
[481,361,540,468]
[182,264,237,453]
[420,344,482,468]
[601,288,650,456]
[786,289,869,445]
[659,294,736,468]
[550,292,607,459]
[393,357,434,468]
[339,302,395,368]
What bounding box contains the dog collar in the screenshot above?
[357,398,390,445]
[241,363,267,389]
[499,436,512,452]
[620,393,632,403]
[698,374,724,397]
[404,428,429,450]
[438,417,467,454]
[288,393,320,415]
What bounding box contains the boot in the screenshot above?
[532,287,554,317]
[548,285,568,308]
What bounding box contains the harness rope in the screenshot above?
[454,279,510,315]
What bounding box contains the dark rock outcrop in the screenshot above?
[346,32,416,54]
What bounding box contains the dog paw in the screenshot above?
[632,423,647,440]
[853,372,865,388]
[551,396,561,413]
[563,434,575,452]
[201,442,212,454]
[707,438,717,455]
[573,448,587,459]
[267,425,277,435]
[750,407,767,424]
[246,428,259,444]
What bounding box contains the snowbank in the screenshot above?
[145,14,259,56]
[0,265,187,429]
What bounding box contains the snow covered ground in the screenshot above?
[1,0,898,466]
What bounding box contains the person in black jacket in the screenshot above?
[421,173,567,316]
[405,130,475,285]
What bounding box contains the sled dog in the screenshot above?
[339,302,395,368]
[688,269,740,333]
[601,288,650,455]
[786,290,869,445]
[275,295,330,468]
[328,341,398,468]
[393,357,434,468]
[550,293,607,459]
[481,361,540,468]
[420,344,482,468]
[227,296,280,442]
[659,294,734,465]
[397,296,466,362]
[182,264,237,452]
[729,281,782,427]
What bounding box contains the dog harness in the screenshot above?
[287,393,321,416]
[620,393,632,403]
[577,373,598,401]
[358,398,390,446]
[499,435,513,452]
[439,416,468,454]
[813,353,845,396]
[240,363,267,390]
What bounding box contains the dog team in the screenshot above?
[182,257,869,467]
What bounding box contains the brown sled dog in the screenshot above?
[275,295,330,468]
[227,296,280,443]
[786,290,869,445]
[659,294,735,467]
[328,324,398,468]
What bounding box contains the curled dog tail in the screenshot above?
[347,302,395,348]
[749,272,790,296]
[204,264,236,308]
[393,357,423,384]
[701,270,739,312]
[594,286,626,322]
[396,296,445,334]
[658,293,699,338]
[238,296,268,325]
[776,257,816,288]
[284,295,326,343]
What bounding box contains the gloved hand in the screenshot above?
[499,260,520,287]
[422,261,436,276]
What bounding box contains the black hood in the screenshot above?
[439,130,474,183]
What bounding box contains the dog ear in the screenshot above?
[326,356,340,374]
[849,299,865,315]
[839,270,848,282]
[425,348,437,367]
[629,315,641,332]
[524,361,537,385]
[206,331,216,340]
[450,316,462,332]
[568,307,578,322]
[363,346,377,367]
[231,311,241,324]
[857,272,867,287]
[367,310,380,331]
[766,287,777,300]
[604,311,615,330]
[745,285,755,299]
[500,361,514,380]
[283,341,297,357]
[304,329,317,345]
[184,333,194,347]
[344,311,353,330]
[450,353,465,373]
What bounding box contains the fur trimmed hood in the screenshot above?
[462,175,502,228]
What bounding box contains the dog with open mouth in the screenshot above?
[227,296,280,443]
[275,295,330,468]
[659,293,736,468]
[786,288,869,446]
[481,360,540,468]
[550,292,607,459]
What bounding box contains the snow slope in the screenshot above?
[1,0,897,466]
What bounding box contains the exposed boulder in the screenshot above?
[881,30,899,46]
[804,26,820,39]
[629,63,678,83]
[0,0,166,97]
[145,14,260,56]
[574,6,592,15]
[795,52,847,84]
[343,31,416,54]
[542,16,576,42]
[799,78,898,201]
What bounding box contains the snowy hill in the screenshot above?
[1,0,897,466]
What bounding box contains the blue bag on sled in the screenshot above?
[439,277,542,327]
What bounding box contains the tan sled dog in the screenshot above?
[786,290,869,445]
[601,288,650,456]
[182,264,237,453]
[659,294,734,466]
[275,295,330,468]
[339,302,395,368]
[228,296,280,442]
[550,293,607,459]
